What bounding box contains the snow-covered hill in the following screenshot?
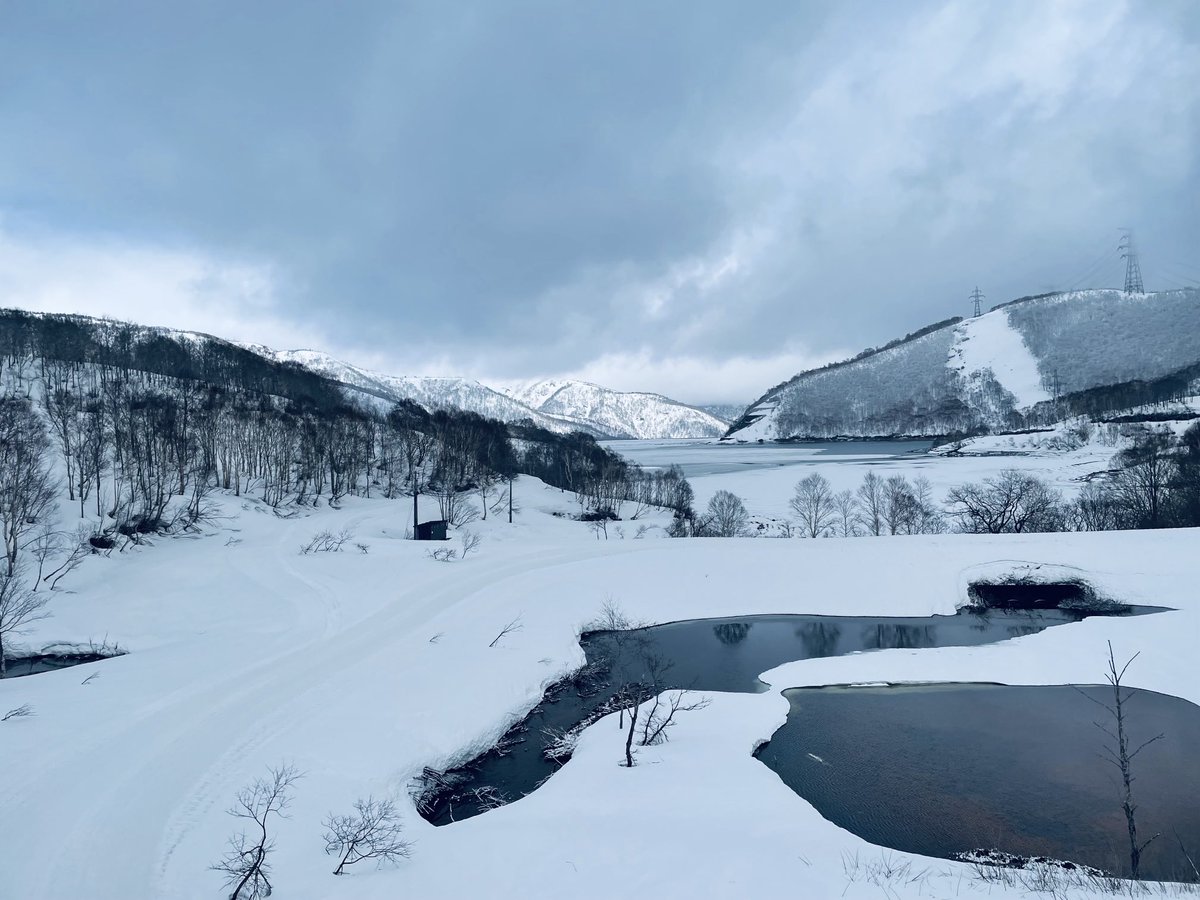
[728,288,1200,441]
[242,346,596,435]
[504,379,728,440]
[242,349,726,439]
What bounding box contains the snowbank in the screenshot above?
[1,474,1197,900]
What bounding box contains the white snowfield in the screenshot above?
[242,345,727,440]
[1,479,1197,899]
[949,309,1052,409]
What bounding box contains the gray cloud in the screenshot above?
[1,0,1197,404]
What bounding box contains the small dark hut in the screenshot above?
[415,519,449,541]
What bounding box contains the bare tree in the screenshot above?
[946,470,1066,534]
[638,689,711,746]
[1075,643,1163,881]
[0,566,51,676]
[832,489,858,537]
[703,490,750,537]
[856,472,885,536]
[790,473,835,538]
[1071,481,1120,532]
[614,655,708,767]
[882,475,918,535]
[213,764,302,900]
[0,398,59,575]
[323,795,411,875]
[1110,431,1176,529]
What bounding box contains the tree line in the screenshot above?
[684,421,1200,539]
[0,310,638,583]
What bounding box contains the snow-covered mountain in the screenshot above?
[503,379,728,439]
[244,348,725,439]
[728,288,1200,441]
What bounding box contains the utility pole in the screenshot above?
[1119,229,1144,295]
[970,286,985,317]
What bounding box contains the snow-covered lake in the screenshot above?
[603,438,934,477]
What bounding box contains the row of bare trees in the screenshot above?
[681,423,1200,540]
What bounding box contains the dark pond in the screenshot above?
[416,606,1160,827]
[756,683,1200,882]
[0,653,111,678]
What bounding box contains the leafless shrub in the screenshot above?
[43,525,93,590]
[841,850,932,898]
[323,795,411,875]
[0,565,51,676]
[299,527,353,555]
[966,856,1198,896]
[427,547,458,562]
[460,529,482,558]
[213,763,302,900]
[2,703,34,721]
[355,543,370,555]
[633,524,652,539]
[488,615,523,648]
[638,690,712,747]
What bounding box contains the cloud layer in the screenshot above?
[2,1,1197,403]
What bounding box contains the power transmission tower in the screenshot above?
[1119,229,1144,295]
[970,286,985,317]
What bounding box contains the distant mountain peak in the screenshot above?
[241,349,726,439]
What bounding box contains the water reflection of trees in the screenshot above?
[860,623,937,650]
[713,622,753,645]
[795,621,842,658]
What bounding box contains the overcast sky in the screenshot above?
[2,1,1199,405]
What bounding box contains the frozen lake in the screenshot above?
[602,438,934,478]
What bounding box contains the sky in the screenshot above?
[1,1,1199,406]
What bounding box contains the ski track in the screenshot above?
[1,522,590,899]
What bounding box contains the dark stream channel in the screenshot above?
[757,683,1200,881]
[0,652,111,678]
[417,605,1166,835]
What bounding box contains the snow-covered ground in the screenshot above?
[666,432,1118,526]
[2,462,1198,898]
[949,310,1051,408]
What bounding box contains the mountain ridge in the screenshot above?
[240,348,728,440]
[727,288,1200,441]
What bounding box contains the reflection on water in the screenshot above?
[756,683,1200,882]
[713,622,752,645]
[418,607,1151,826]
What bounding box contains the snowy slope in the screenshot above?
[244,349,724,439]
[243,346,604,435]
[948,310,1051,409]
[729,288,1200,441]
[507,379,728,440]
[3,476,1198,900]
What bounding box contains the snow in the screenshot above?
[949,309,1052,408]
[242,348,726,439]
[2,459,1198,899]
